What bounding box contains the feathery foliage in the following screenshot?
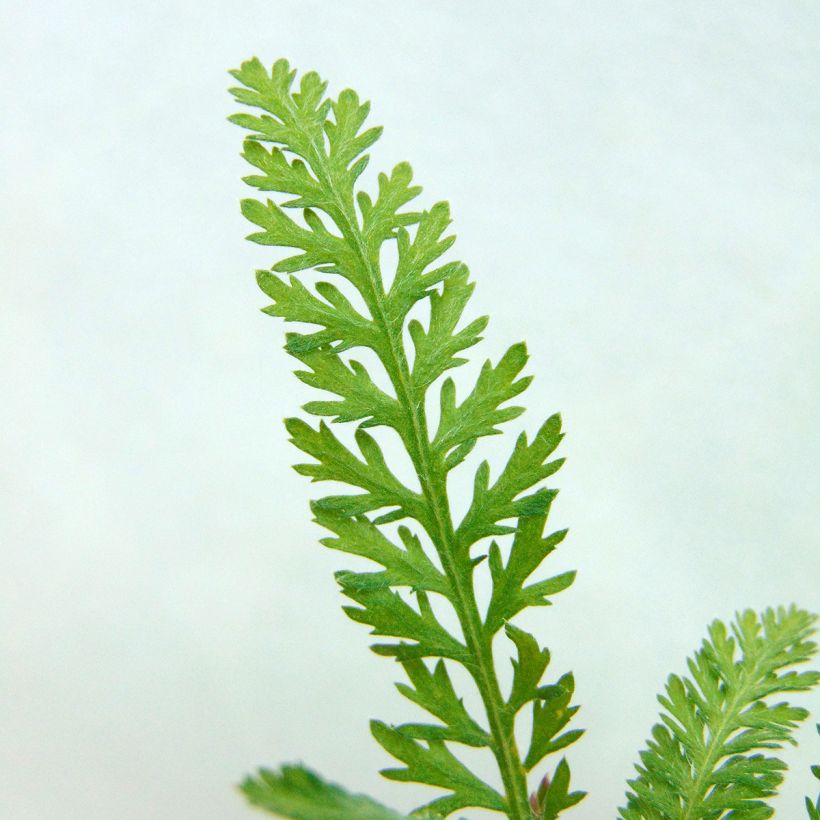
[229,57,819,820]
[229,57,582,819]
[621,606,819,820]
[241,765,407,819]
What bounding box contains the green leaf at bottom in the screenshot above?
[240,763,407,819]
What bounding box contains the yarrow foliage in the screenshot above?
[621,607,819,819]
[228,57,819,819]
[230,56,582,819]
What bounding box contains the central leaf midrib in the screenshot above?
[303,129,532,819]
[680,635,784,819]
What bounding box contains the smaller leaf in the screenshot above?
[408,265,488,392]
[534,758,586,820]
[360,161,423,250]
[371,721,506,815]
[257,270,378,351]
[241,197,349,275]
[622,606,820,819]
[485,512,573,634]
[286,418,424,521]
[505,624,551,714]
[240,763,405,819]
[314,508,450,597]
[386,202,459,323]
[325,87,382,173]
[433,343,531,461]
[524,673,584,771]
[229,58,331,160]
[241,140,327,209]
[396,658,491,748]
[291,342,403,430]
[457,415,564,551]
[338,574,468,663]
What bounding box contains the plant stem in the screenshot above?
[304,156,531,820]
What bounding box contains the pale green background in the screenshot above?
[1,1,818,818]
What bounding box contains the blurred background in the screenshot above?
[1,1,818,817]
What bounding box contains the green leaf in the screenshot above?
[529,758,587,820]
[433,342,531,463]
[231,57,583,819]
[240,764,405,819]
[338,576,469,663]
[229,58,327,158]
[256,270,378,352]
[621,606,820,819]
[241,198,351,276]
[408,264,488,392]
[506,624,550,712]
[286,418,424,521]
[486,512,573,635]
[524,673,583,771]
[502,625,583,780]
[359,161,422,251]
[395,659,491,748]
[371,721,506,815]
[326,88,382,173]
[457,415,564,549]
[314,508,450,597]
[240,140,328,210]
[386,202,458,328]
[290,342,403,429]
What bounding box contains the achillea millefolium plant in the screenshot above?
[227,57,819,819]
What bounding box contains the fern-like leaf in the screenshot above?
[230,56,583,819]
[372,719,507,816]
[240,764,407,819]
[620,605,819,819]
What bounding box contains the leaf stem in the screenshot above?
[304,136,532,818]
